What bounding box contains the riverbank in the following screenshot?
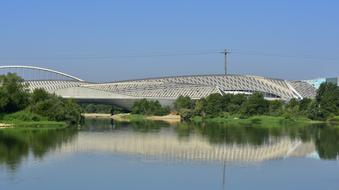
[0,120,67,129]
[190,115,323,128]
[82,113,328,127]
[0,123,13,129]
[0,111,69,129]
[83,113,181,124]
[1,118,67,129]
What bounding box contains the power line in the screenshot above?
[0,49,337,61]
[0,51,218,61]
[231,50,339,61]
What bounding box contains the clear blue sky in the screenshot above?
[0,0,338,82]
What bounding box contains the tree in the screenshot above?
[29,89,82,124]
[174,96,194,111]
[194,98,206,117]
[315,82,339,119]
[268,100,283,116]
[299,98,312,112]
[286,98,299,110]
[204,93,224,116]
[31,88,50,104]
[0,73,30,113]
[227,94,246,114]
[306,101,325,120]
[178,108,194,121]
[131,99,170,116]
[241,92,269,116]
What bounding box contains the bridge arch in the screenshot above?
[0,65,84,81]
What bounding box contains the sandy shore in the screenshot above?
[145,114,181,124]
[0,123,13,129]
[82,113,112,119]
[83,113,181,124]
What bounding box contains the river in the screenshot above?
[0,119,339,190]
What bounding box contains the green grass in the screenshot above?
[0,111,67,129]
[191,115,318,128]
[328,116,339,127]
[127,114,146,121]
[6,120,67,129]
[114,113,331,128]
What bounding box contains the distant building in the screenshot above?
[304,77,339,89]
[0,65,326,110]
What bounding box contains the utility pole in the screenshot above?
[220,49,230,75]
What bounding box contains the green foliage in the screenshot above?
[316,82,339,119]
[306,101,325,121]
[204,93,224,116]
[131,99,170,116]
[0,73,30,113]
[0,74,82,125]
[194,98,206,116]
[241,92,269,116]
[174,83,339,122]
[223,94,246,113]
[299,98,312,112]
[31,88,50,104]
[80,103,123,114]
[3,111,46,122]
[268,100,284,116]
[29,96,82,124]
[0,128,76,170]
[178,108,194,121]
[174,96,194,110]
[286,98,299,110]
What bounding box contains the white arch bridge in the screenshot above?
[0,65,317,110]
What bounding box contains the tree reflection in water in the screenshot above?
[0,128,77,171]
[0,120,338,171]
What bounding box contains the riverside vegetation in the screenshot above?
[0,73,81,128]
[129,82,339,126]
[1,72,338,128]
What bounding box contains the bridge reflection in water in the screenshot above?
[56,128,316,163]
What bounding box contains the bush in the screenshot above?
[3,111,46,122]
[268,100,284,116]
[0,73,30,113]
[174,96,194,111]
[178,108,194,121]
[131,99,170,116]
[204,93,224,117]
[0,74,84,125]
[241,92,269,116]
[80,103,120,114]
[29,92,82,124]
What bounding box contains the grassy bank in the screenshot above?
[189,115,322,128]
[0,111,67,129]
[109,113,180,124]
[328,116,339,126]
[83,112,326,128]
[83,113,180,123]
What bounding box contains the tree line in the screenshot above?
[132,82,339,121]
[1,73,338,123]
[0,73,81,124]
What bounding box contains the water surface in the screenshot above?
[1,119,339,190]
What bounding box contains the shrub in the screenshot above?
[174,96,194,111]
[178,108,194,121]
[3,111,46,122]
[131,99,170,116]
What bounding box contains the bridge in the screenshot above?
[0,65,317,110]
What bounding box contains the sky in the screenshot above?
[0,0,338,82]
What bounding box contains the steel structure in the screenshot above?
[0,65,317,110]
[0,65,84,81]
